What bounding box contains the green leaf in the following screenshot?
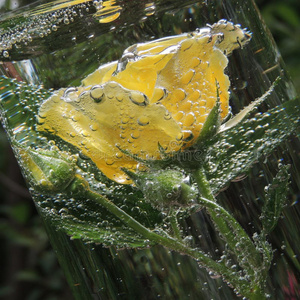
[261,164,290,234]
[36,174,162,248]
[204,96,300,193]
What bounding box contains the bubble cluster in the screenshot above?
[0,76,51,146]
[0,0,105,58]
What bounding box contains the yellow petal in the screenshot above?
[38,20,251,184]
[133,35,188,55]
[81,35,186,99]
[82,61,117,86]
[156,33,230,147]
[83,22,248,149]
[37,82,182,184]
[210,20,252,55]
[84,54,175,100]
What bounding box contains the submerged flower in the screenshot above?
[37,20,251,184]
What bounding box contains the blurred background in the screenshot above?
[0,0,299,299]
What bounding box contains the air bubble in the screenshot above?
[105,158,115,165]
[93,0,103,10]
[174,111,184,121]
[77,91,87,102]
[115,152,123,159]
[131,131,140,139]
[144,3,156,16]
[172,88,186,101]
[152,87,167,102]
[121,117,129,124]
[81,130,89,137]
[115,52,135,73]
[90,123,98,131]
[183,112,196,127]
[182,130,194,142]
[164,112,172,120]
[129,91,148,106]
[176,133,183,141]
[115,92,123,102]
[90,85,104,102]
[38,110,47,119]
[63,87,78,102]
[137,116,150,126]
[191,57,201,67]
[71,115,79,122]
[181,69,195,85]
[2,50,9,58]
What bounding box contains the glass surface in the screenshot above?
[0,0,299,299]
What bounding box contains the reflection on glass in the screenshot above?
[1,0,299,299]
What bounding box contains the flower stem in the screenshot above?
[192,167,215,202]
[192,168,266,297]
[169,209,182,241]
[69,176,257,298]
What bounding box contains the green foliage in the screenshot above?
[205,96,300,193]
[261,164,290,234]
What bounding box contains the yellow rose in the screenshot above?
[37,20,251,184]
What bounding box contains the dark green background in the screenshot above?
[0,0,299,299]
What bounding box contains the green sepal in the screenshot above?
[66,174,90,197]
[116,143,179,170]
[194,97,221,148]
[18,146,77,193]
[219,77,280,133]
[123,168,198,211]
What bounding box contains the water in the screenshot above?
[1,0,300,299]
